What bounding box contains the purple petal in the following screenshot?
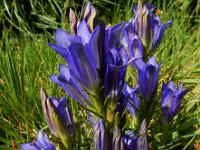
[89,26,102,69]
[21,131,56,150]
[151,17,172,51]
[123,131,137,150]
[66,43,99,89]
[130,35,143,57]
[112,126,124,150]
[135,57,160,101]
[77,20,91,44]
[161,82,188,122]
[49,44,67,58]
[55,28,81,49]
[49,74,90,108]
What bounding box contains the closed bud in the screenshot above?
[137,0,152,51]
[112,126,124,150]
[82,2,98,32]
[69,8,77,34]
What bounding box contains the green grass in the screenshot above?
[0,0,200,149]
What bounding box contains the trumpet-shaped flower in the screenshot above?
[40,89,74,148]
[49,2,129,116]
[135,56,161,101]
[122,21,143,58]
[123,131,137,150]
[161,82,188,122]
[151,16,172,51]
[122,84,140,117]
[122,1,172,59]
[122,120,147,150]
[21,131,56,150]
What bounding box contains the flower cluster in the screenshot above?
[21,0,188,149]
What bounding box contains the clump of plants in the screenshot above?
[21,1,188,149]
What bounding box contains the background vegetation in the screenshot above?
[0,0,199,149]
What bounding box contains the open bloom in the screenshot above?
[122,21,143,58]
[40,89,74,148]
[123,131,137,150]
[161,81,188,122]
[21,131,56,150]
[122,120,147,150]
[135,56,161,101]
[122,1,172,59]
[122,84,140,117]
[49,2,132,119]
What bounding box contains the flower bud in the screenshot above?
[112,126,124,150]
[137,0,152,50]
[69,8,77,35]
[82,2,98,32]
[137,120,148,150]
[92,119,108,150]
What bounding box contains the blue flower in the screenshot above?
[123,131,137,150]
[151,16,172,52]
[21,130,56,150]
[122,21,143,58]
[161,81,188,122]
[122,1,172,58]
[40,89,74,148]
[135,56,161,101]
[122,120,148,150]
[49,3,128,116]
[122,84,140,117]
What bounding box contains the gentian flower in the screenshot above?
[135,56,161,101]
[49,30,102,113]
[133,1,154,50]
[21,130,56,150]
[123,120,147,150]
[151,16,172,52]
[161,81,188,122]
[136,120,148,150]
[49,2,131,119]
[123,131,137,150]
[81,2,98,32]
[88,117,108,150]
[112,126,124,150]
[122,21,143,58]
[40,89,74,149]
[122,0,172,59]
[123,84,140,117]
